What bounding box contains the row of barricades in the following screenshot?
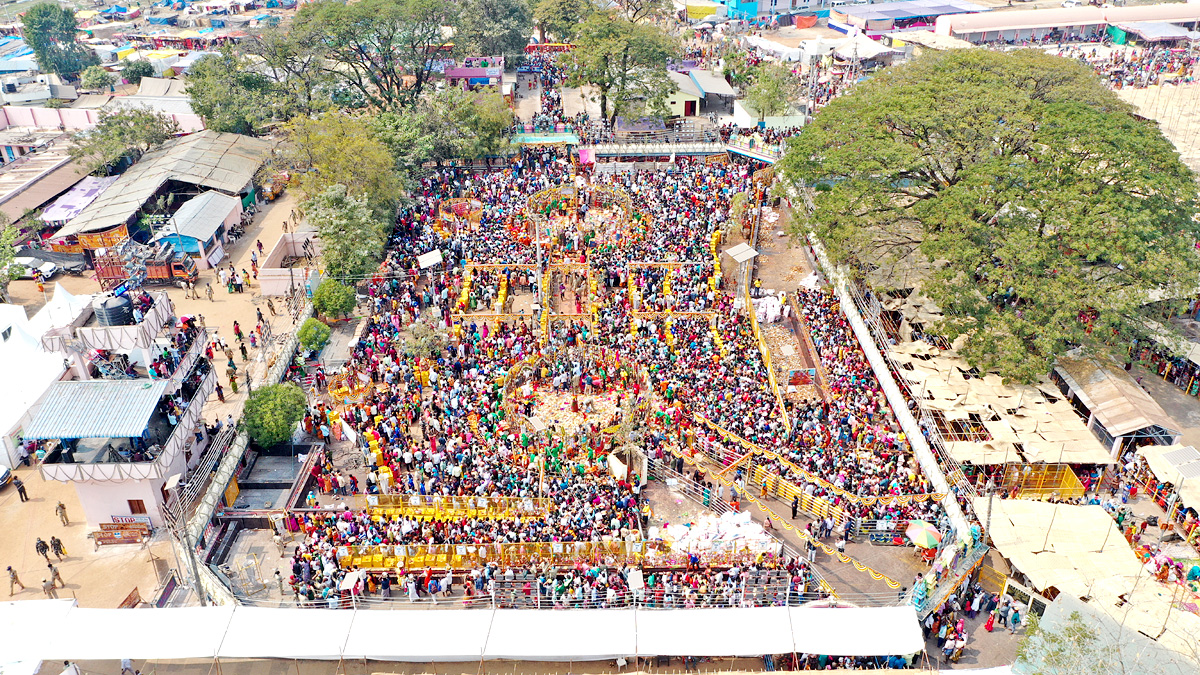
[694,414,946,508]
[334,538,778,571]
[362,494,554,521]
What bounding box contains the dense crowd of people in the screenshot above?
[1055,44,1199,88]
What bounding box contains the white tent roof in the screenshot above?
[668,71,703,99]
[637,607,794,656]
[834,33,899,60]
[689,70,736,97]
[0,308,67,437]
[32,606,235,660]
[340,610,493,661]
[7,604,925,662]
[218,607,352,659]
[27,284,92,340]
[151,190,241,242]
[792,606,924,656]
[483,609,638,660]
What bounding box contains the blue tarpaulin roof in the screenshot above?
[24,380,168,440]
[101,5,128,13]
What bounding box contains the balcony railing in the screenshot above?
[163,327,207,396]
[67,291,174,352]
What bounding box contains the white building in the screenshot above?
[17,290,216,527]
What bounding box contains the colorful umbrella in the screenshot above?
[906,520,942,549]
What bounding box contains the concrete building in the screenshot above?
[666,71,703,118]
[22,291,216,527]
[934,2,1200,43]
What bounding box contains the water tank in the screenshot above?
[93,295,133,327]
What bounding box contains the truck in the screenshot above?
[93,239,199,290]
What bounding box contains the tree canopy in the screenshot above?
[122,60,154,86]
[22,3,97,77]
[68,108,180,175]
[743,63,800,123]
[242,25,331,117]
[0,214,19,303]
[80,65,114,92]
[780,49,1200,382]
[456,0,532,60]
[243,382,307,448]
[295,0,459,112]
[312,278,357,318]
[297,318,333,353]
[567,12,676,126]
[370,89,512,170]
[534,0,595,42]
[304,183,389,281]
[277,112,402,217]
[187,49,280,135]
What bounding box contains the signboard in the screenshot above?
[118,587,142,609]
[207,243,226,268]
[94,529,147,545]
[101,522,151,534]
[417,250,443,269]
[485,67,501,77]
[112,515,153,526]
[225,474,240,507]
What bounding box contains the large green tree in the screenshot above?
[371,89,514,170]
[277,112,401,218]
[68,108,180,175]
[620,0,669,21]
[187,49,279,135]
[243,382,307,448]
[304,184,388,281]
[456,0,532,60]
[242,24,331,116]
[122,60,154,86]
[80,65,115,92]
[568,12,676,126]
[781,49,1200,383]
[295,0,459,112]
[312,279,356,318]
[743,62,800,124]
[22,3,97,77]
[0,214,19,303]
[533,0,594,42]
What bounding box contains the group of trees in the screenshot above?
[37,0,682,282]
[782,49,1200,382]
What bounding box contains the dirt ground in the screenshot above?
[0,462,173,607]
[1117,84,1200,176]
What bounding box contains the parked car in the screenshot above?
[0,464,11,488]
[10,256,58,279]
[1062,0,1081,6]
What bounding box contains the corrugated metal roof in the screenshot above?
[1055,356,1178,438]
[23,379,169,440]
[152,190,240,241]
[54,130,273,238]
[689,70,736,97]
[668,71,702,99]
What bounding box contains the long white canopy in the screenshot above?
[340,610,494,661]
[637,607,794,656]
[4,602,924,662]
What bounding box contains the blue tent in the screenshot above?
[101,5,128,14]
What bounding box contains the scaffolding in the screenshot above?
[1000,463,1085,501]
